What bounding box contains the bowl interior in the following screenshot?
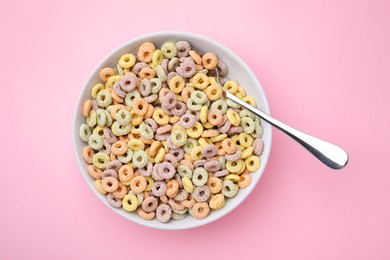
[73,31,272,230]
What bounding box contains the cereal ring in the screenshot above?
[107,193,122,208]
[111,140,127,155]
[205,84,223,101]
[219,120,232,134]
[133,98,148,116]
[169,148,184,161]
[152,181,167,197]
[122,194,138,212]
[186,122,203,138]
[209,194,225,210]
[170,129,187,147]
[253,138,264,156]
[117,148,133,164]
[227,109,241,126]
[240,117,255,134]
[99,67,116,82]
[137,208,155,220]
[225,149,242,161]
[152,49,163,66]
[226,159,244,173]
[132,150,148,168]
[150,78,162,94]
[214,169,229,177]
[119,73,137,92]
[139,67,156,79]
[193,159,207,168]
[162,91,177,110]
[166,179,179,198]
[156,203,172,223]
[119,165,134,184]
[125,90,141,107]
[222,179,238,198]
[92,152,110,169]
[132,62,148,75]
[177,165,193,179]
[175,41,191,57]
[139,79,152,97]
[242,96,256,107]
[224,174,240,182]
[102,176,119,193]
[178,113,196,129]
[106,159,122,172]
[189,50,202,64]
[174,189,189,202]
[153,108,169,125]
[223,80,238,94]
[111,121,131,136]
[240,146,254,159]
[204,161,221,172]
[137,42,155,63]
[171,101,187,116]
[127,139,145,151]
[155,65,167,82]
[164,154,179,168]
[207,177,223,194]
[161,42,177,59]
[139,123,154,140]
[201,144,218,158]
[216,60,228,76]
[113,183,128,199]
[201,53,218,70]
[189,146,204,162]
[192,167,208,187]
[169,75,185,94]
[142,196,158,213]
[245,155,260,172]
[83,99,92,118]
[157,162,175,179]
[101,169,118,179]
[238,173,251,189]
[192,73,209,90]
[95,179,107,194]
[228,126,244,135]
[238,132,254,148]
[79,124,92,142]
[190,202,210,219]
[176,57,196,78]
[210,99,228,114]
[130,175,147,194]
[208,108,223,126]
[221,138,237,155]
[87,165,102,180]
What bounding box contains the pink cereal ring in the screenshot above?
[102,169,118,179]
[225,149,242,161]
[204,160,221,172]
[162,91,178,110]
[152,181,167,197]
[253,138,264,156]
[169,148,184,161]
[171,101,187,116]
[219,120,232,134]
[175,41,191,57]
[214,169,229,177]
[132,62,148,75]
[156,124,172,135]
[176,58,196,78]
[193,159,207,168]
[201,144,218,158]
[228,126,244,135]
[139,162,153,177]
[208,109,223,126]
[119,73,137,92]
[152,164,164,181]
[157,161,176,179]
[142,196,158,213]
[178,113,196,129]
[144,118,158,132]
[113,183,127,199]
[164,154,179,168]
[107,193,122,208]
[113,82,127,98]
[156,203,172,223]
[106,160,122,172]
[168,198,186,211]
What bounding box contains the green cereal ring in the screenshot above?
[161,42,177,59]
[251,124,263,138]
[93,152,110,169]
[96,109,107,127]
[155,65,167,82]
[210,100,228,114]
[104,110,113,126]
[183,138,198,154]
[192,167,208,187]
[132,150,148,168]
[222,179,238,198]
[115,109,131,125]
[170,129,187,147]
[226,99,241,108]
[86,110,97,128]
[178,165,193,179]
[88,134,104,150]
[118,148,133,164]
[186,98,202,111]
[116,63,125,76]
[239,109,256,120]
[96,89,112,108]
[125,90,141,107]
[150,78,162,94]
[240,117,255,134]
[79,124,92,142]
[106,105,114,114]
[218,156,226,170]
[111,121,131,136]
[140,123,154,140]
[190,90,208,104]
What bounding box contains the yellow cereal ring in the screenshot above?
[198,137,212,147]
[130,111,143,126]
[186,122,203,138]
[145,176,155,191]
[237,85,246,97]
[92,126,106,138]
[210,134,228,143]
[169,75,185,93]
[146,148,156,163]
[203,122,214,129]
[161,141,169,153]
[239,133,254,148]
[205,84,223,101]
[91,83,104,98]
[122,194,138,212]
[149,141,161,157]
[241,146,254,159]
[95,179,107,195]
[226,109,241,126]
[152,49,163,66]
[200,106,208,124]
[105,75,122,88]
[128,139,145,151]
[242,96,257,107]
[223,80,238,94]
[192,73,209,90]
[224,174,241,182]
[245,156,260,172]
[209,194,225,210]
[190,146,204,161]
[231,135,245,150]
[182,176,194,193]
[226,159,245,173]
[155,147,166,163]
[119,53,136,68]
[153,108,169,125]
[170,115,180,124]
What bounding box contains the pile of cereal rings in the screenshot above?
[79,40,264,223]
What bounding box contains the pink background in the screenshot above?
[1,0,389,259]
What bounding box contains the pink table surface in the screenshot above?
[1,0,389,259]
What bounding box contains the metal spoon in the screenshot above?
[214,69,349,169]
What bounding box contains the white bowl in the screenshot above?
[73,31,272,230]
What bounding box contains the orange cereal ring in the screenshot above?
[181,86,194,102]
[201,53,218,70]
[160,195,169,204]
[111,140,128,155]
[201,129,219,138]
[139,137,154,145]
[238,173,251,188]
[221,138,237,155]
[102,176,119,193]
[158,87,170,101]
[139,67,156,79]
[205,84,223,101]
[208,108,223,126]
[149,141,161,157]
[113,183,128,199]
[110,88,124,103]
[144,104,154,118]
[110,152,117,161]
[99,67,116,82]
[215,141,226,156]
[137,208,156,220]
[181,195,195,208]
[189,50,202,65]
[130,175,147,194]
[83,146,95,164]
[207,176,223,194]
[191,202,210,219]
[87,165,102,180]
[83,100,92,117]
[133,98,148,116]
[180,159,194,171]
[110,104,126,119]
[166,179,179,198]
[119,165,134,184]
[137,42,155,63]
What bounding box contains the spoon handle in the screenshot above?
[224,91,349,169]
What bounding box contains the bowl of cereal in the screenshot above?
[73,31,272,229]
